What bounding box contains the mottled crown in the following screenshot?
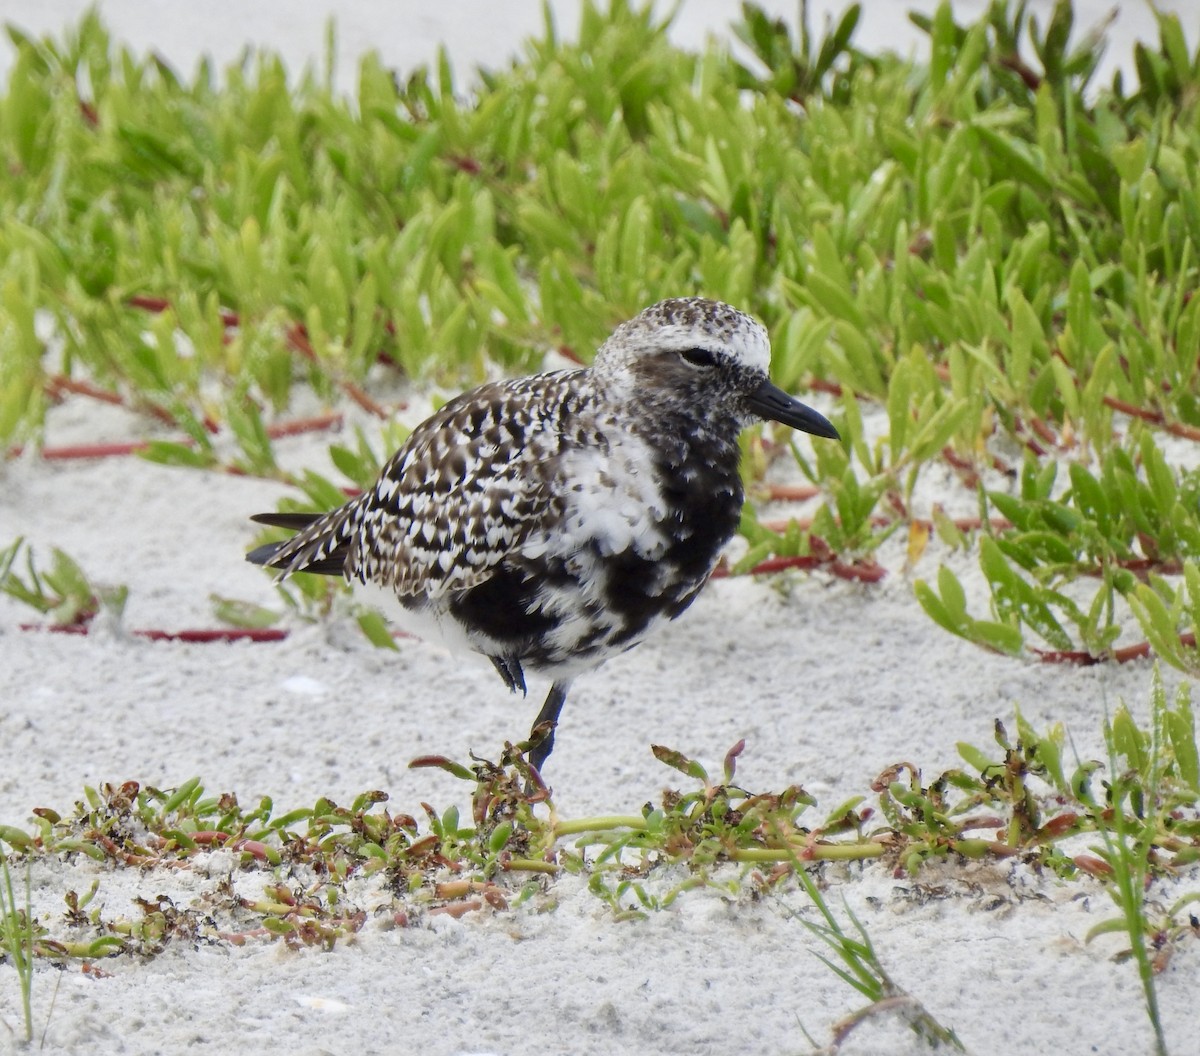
[594,297,771,378]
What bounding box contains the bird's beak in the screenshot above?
[746,379,840,440]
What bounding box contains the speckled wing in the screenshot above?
[265,371,590,599]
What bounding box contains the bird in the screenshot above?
[247,297,839,774]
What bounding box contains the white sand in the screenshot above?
[2,3,1199,1054]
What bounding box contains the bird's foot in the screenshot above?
[489,654,527,696]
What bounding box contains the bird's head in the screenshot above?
[593,297,840,441]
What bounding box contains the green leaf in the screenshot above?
[914,578,960,636]
[0,825,33,851]
[651,745,709,783]
[1108,705,1147,775]
[356,608,398,651]
[162,778,203,815]
[139,441,214,470]
[979,537,1073,650]
[210,596,281,629]
[1085,916,1132,943]
[1067,464,1110,533]
[407,756,474,782]
[972,125,1053,194]
[970,620,1024,655]
[956,742,994,773]
[1166,686,1199,790]
[1157,13,1192,84]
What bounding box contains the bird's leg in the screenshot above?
[489,655,527,696]
[527,680,571,773]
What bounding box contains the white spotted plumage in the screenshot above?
[248,297,839,771]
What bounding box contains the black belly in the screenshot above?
[445,450,743,669]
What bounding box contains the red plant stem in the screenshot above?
[759,515,1011,533]
[18,624,290,642]
[218,928,272,945]
[1074,557,1184,580]
[447,155,482,175]
[38,441,154,459]
[16,413,342,462]
[128,293,237,328]
[126,294,171,313]
[44,375,216,432]
[1103,396,1200,441]
[265,413,343,439]
[45,375,124,406]
[807,378,843,397]
[284,322,317,361]
[998,53,1042,91]
[761,484,821,502]
[428,900,483,919]
[285,323,389,419]
[135,628,291,643]
[736,555,824,575]
[1031,646,1107,666]
[1011,418,1049,458]
[885,491,909,520]
[230,838,271,860]
[1032,633,1196,665]
[940,445,980,488]
[829,560,887,583]
[129,294,391,418]
[340,381,389,419]
[1027,415,1060,446]
[711,554,886,583]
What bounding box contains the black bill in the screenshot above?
[746,379,840,440]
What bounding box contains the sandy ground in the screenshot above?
[3,3,1200,1055]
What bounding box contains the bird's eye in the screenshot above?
[679,347,717,368]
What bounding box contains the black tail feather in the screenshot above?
[247,511,347,576]
[246,540,285,567]
[250,512,322,531]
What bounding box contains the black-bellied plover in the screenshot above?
[248,298,839,772]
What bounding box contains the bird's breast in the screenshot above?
[498,427,743,668]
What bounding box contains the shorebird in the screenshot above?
[247,298,839,773]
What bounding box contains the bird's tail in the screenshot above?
[246,511,348,577]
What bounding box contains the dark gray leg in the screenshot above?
[528,680,571,772]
